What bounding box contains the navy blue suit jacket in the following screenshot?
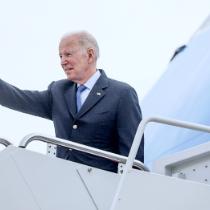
[0,70,144,172]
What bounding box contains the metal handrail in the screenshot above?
[110,116,210,210]
[19,133,149,171]
[0,138,12,147]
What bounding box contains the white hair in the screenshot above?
[62,31,100,61]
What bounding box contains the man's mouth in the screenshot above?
[65,67,74,72]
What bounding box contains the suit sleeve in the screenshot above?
[116,86,144,162]
[0,79,53,120]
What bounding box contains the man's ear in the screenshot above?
[87,48,95,63]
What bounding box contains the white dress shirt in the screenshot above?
[77,70,101,106]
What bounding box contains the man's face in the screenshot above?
[59,36,91,84]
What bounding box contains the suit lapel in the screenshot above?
[64,83,77,118]
[76,70,109,118]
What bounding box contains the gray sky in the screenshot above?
[0,0,210,152]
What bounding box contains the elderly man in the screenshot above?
[0,31,144,172]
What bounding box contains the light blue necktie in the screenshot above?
[76,85,87,112]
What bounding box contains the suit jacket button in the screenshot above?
[73,124,78,129]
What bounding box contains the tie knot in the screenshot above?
[77,85,86,93]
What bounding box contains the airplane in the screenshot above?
[1,14,210,210]
[141,14,210,169]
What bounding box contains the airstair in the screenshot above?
[0,117,210,210]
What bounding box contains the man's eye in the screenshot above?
[66,53,72,57]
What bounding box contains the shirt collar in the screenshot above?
[77,70,101,90]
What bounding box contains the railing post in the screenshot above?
[110,116,210,210]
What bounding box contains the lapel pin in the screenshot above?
[96,92,101,96]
